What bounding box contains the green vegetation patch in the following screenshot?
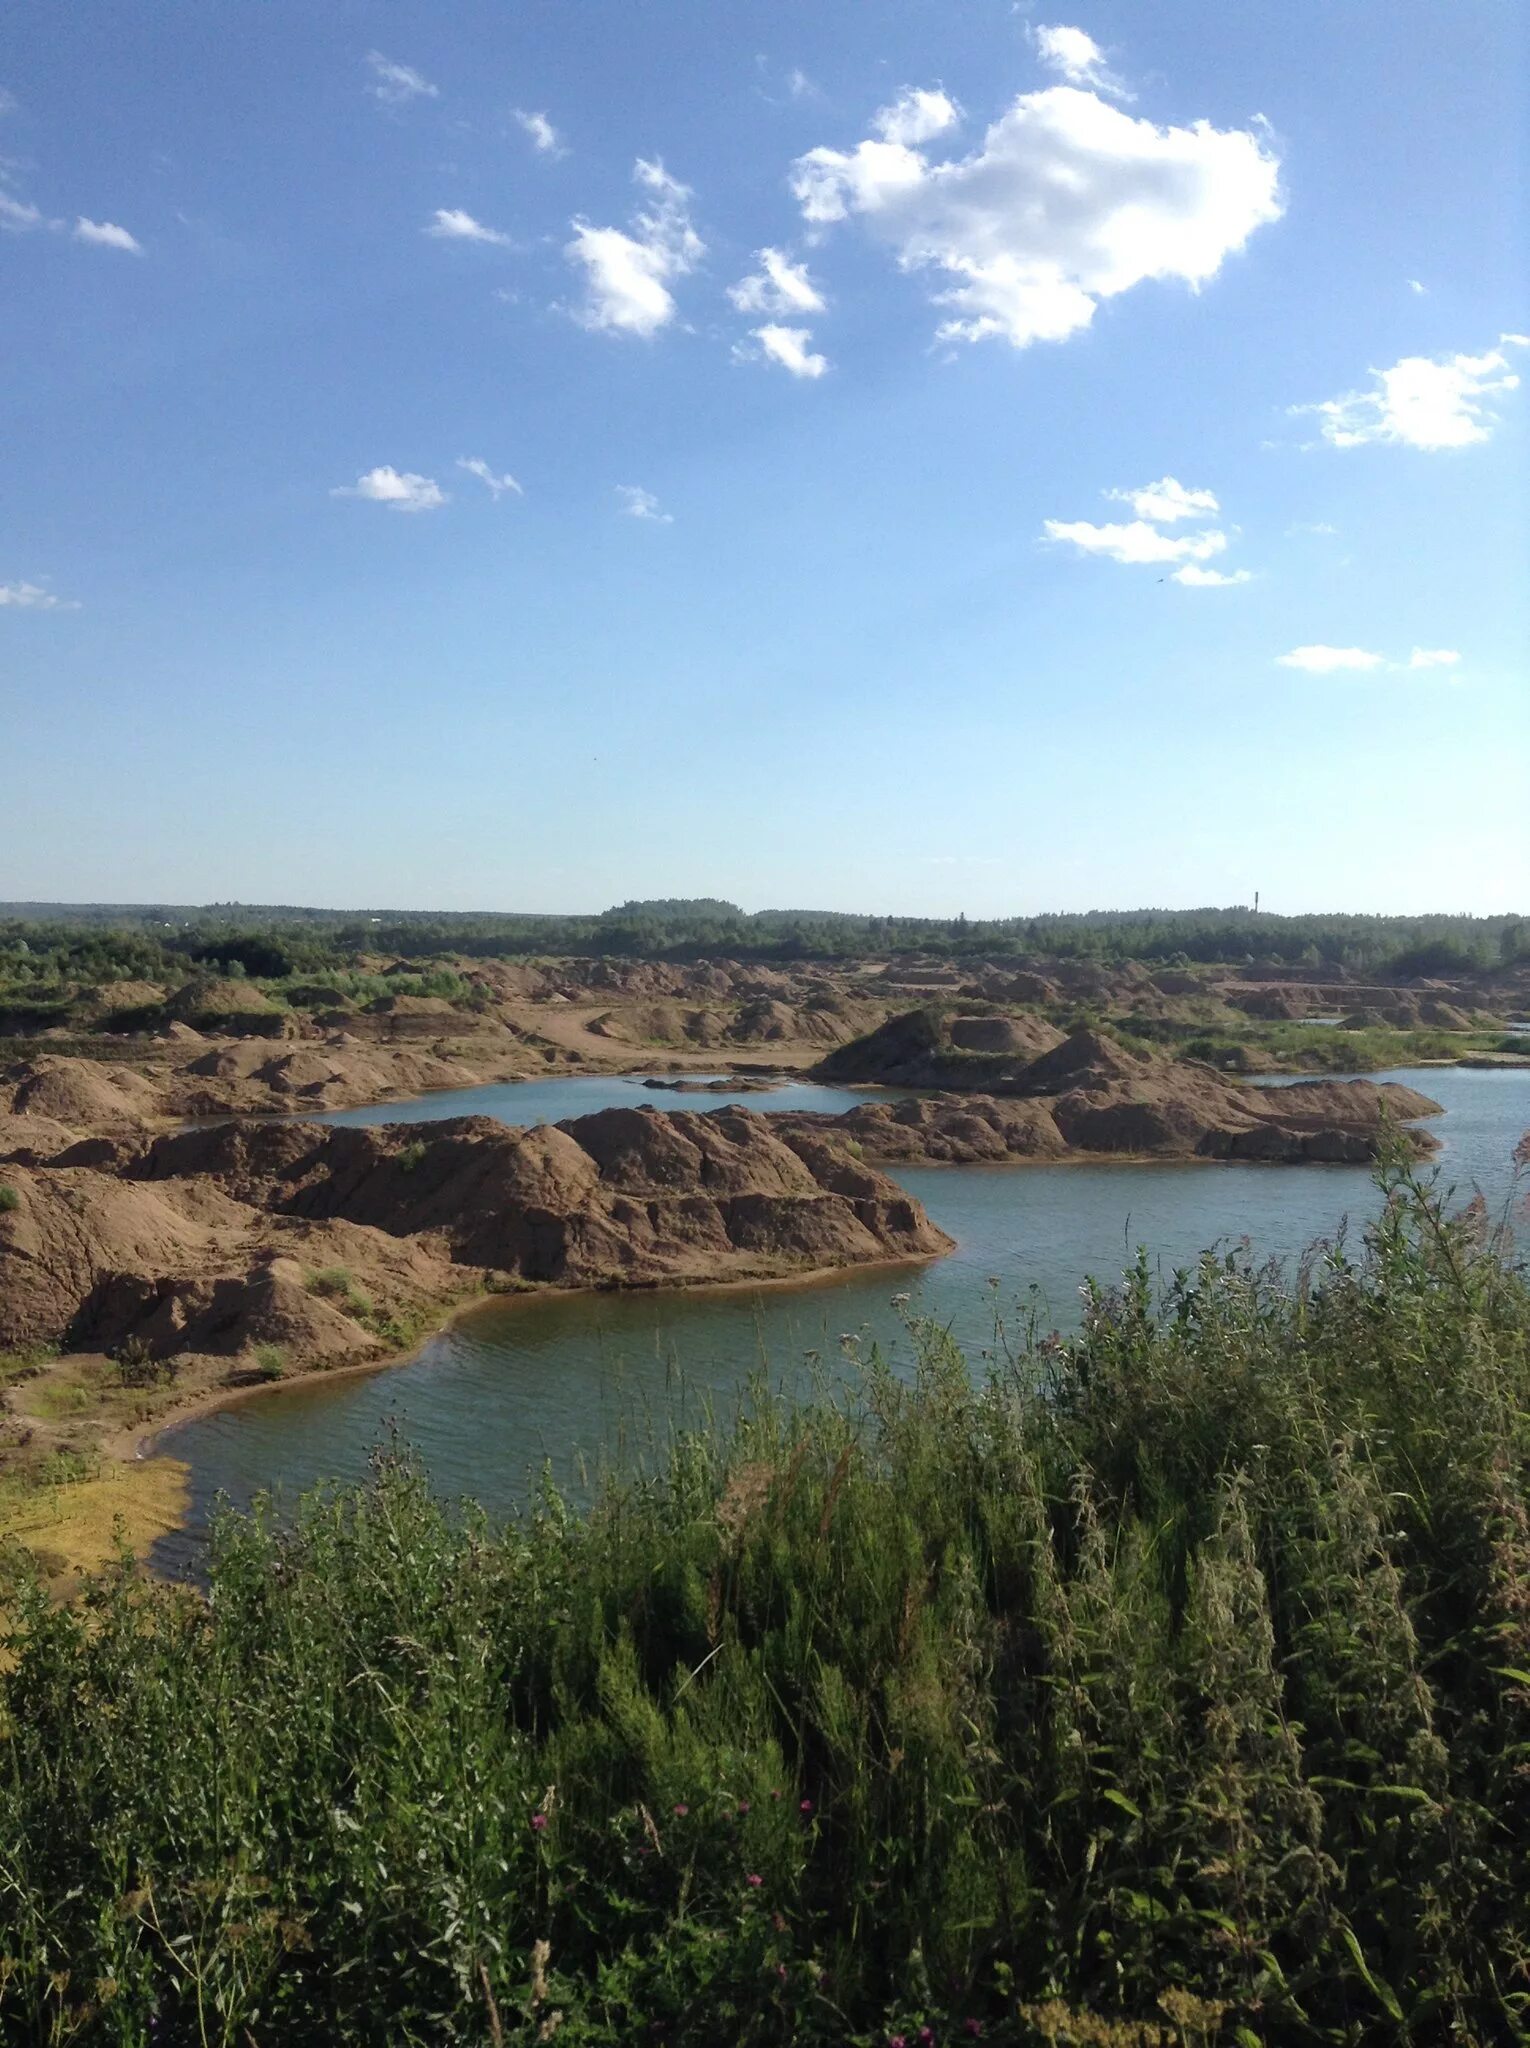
[2,1159,1527,2042]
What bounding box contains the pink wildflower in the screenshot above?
[799,1798,813,1815]
[530,1813,548,1833]
[672,1803,689,1818]
[746,1873,763,1887]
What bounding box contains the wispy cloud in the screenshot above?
[4,188,143,249]
[1106,477,1218,523]
[1277,644,1464,676]
[1031,24,1130,98]
[457,457,523,500]
[0,190,44,231]
[744,324,829,378]
[1,579,75,610]
[616,484,672,523]
[1172,564,1251,587]
[728,246,825,317]
[1045,518,1228,566]
[1276,645,1386,673]
[566,159,701,338]
[74,216,142,253]
[1296,336,1526,450]
[513,108,564,157]
[365,52,438,107]
[426,207,514,247]
[332,466,447,513]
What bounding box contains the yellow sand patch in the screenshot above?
[0,1457,190,1592]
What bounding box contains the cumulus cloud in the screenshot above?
[1276,645,1386,673]
[427,207,514,246]
[790,80,1281,348]
[74,216,141,252]
[0,579,72,609]
[1108,476,1218,523]
[457,457,522,500]
[566,159,701,338]
[514,109,564,156]
[1173,564,1251,587]
[1408,646,1461,669]
[332,466,447,513]
[728,246,825,316]
[1407,278,1426,294]
[365,53,438,106]
[1044,518,1227,566]
[746,324,829,378]
[1297,337,1526,450]
[616,484,672,522]
[1032,25,1126,97]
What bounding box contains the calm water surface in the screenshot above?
[152,1065,1529,1573]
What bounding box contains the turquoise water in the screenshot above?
[151,1065,1529,1574]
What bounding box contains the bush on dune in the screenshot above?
[1,1156,1527,2044]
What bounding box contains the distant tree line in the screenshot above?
[1,900,1525,991]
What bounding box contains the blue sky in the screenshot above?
[3,0,1526,915]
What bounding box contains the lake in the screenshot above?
[150,1064,1529,1574]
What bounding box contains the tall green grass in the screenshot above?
[1,1156,1527,2045]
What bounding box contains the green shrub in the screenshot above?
[250,1343,286,1381]
[0,1183,19,1213]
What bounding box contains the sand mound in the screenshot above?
[1254,1080,1443,1125]
[130,1107,952,1292]
[1008,1028,1146,1096]
[0,1112,84,1165]
[3,1056,159,1131]
[0,1167,232,1347]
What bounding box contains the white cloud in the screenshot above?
[616,484,672,522]
[0,190,43,231]
[873,87,962,147]
[0,86,17,116]
[332,466,448,513]
[1408,646,1461,669]
[365,53,438,106]
[1108,476,1218,523]
[786,68,820,102]
[1407,278,1426,294]
[514,109,564,156]
[791,82,1281,348]
[747,324,829,378]
[457,457,523,499]
[1276,645,1386,673]
[1173,564,1251,587]
[1287,520,1338,536]
[1298,337,1526,450]
[1032,25,1127,97]
[0,579,72,609]
[74,216,142,253]
[565,159,701,338]
[727,246,825,316]
[1043,517,1227,565]
[427,207,513,246]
